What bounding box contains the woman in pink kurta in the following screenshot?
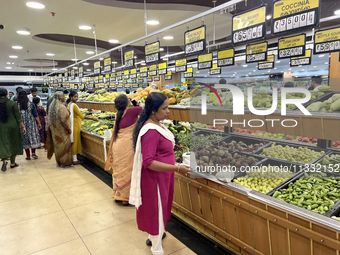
[130,92,190,255]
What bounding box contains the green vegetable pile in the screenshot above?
[190,134,224,151]
[272,172,340,214]
[234,166,295,194]
[319,154,340,171]
[81,119,114,136]
[163,122,190,134]
[260,142,325,164]
[175,133,190,160]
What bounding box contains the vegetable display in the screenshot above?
[306,93,340,112]
[260,143,325,164]
[319,154,340,171]
[81,119,114,136]
[272,172,340,214]
[233,166,295,194]
[219,140,266,153]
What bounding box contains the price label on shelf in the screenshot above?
[272,0,320,36]
[198,53,213,69]
[258,55,275,70]
[246,41,268,63]
[217,48,234,67]
[210,64,221,75]
[184,25,206,55]
[145,41,160,64]
[158,62,167,75]
[278,34,306,59]
[290,49,312,66]
[175,58,187,73]
[184,67,193,78]
[314,27,340,54]
[232,5,267,46]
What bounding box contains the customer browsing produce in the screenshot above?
[104,94,143,205]
[130,92,190,255]
[67,91,98,164]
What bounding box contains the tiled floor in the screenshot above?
[0,150,196,255]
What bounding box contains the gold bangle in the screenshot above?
[177,164,180,172]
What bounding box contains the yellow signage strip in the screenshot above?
[246,42,268,63]
[278,34,306,59]
[290,49,312,66]
[184,25,206,55]
[94,61,100,69]
[210,63,221,75]
[124,50,134,61]
[217,48,234,67]
[314,27,340,54]
[175,58,187,73]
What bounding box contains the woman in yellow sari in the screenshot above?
[105,94,142,205]
[67,91,97,164]
[46,91,73,168]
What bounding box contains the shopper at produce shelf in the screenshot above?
[105,94,143,205]
[13,87,23,101]
[33,97,47,146]
[8,91,14,100]
[0,88,26,171]
[46,90,68,114]
[27,87,41,105]
[67,91,98,164]
[125,88,130,94]
[309,76,323,91]
[46,91,73,168]
[130,92,190,255]
[17,90,42,160]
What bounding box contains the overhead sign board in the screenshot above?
[165,71,172,80]
[198,53,213,69]
[184,67,193,78]
[103,57,111,72]
[145,41,160,64]
[94,61,101,74]
[210,63,221,75]
[314,27,340,54]
[258,55,275,70]
[148,64,157,76]
[278,33,306,59]
[290,49,312,66]
[175,58,187,73]
[217,48,234,67]
[124,50,135,68]
[158,62,167,75]
[184,25,206,55]
[246,41,268,63]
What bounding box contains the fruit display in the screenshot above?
[195,145,260,172]
[163,122,191,134]
[78,91,90,101]
[333,141,340,148]
[233,166,295,194]
[272,172,340,214]
[85,89,125,102]
[81,119,114,136]
[259,142,325,164]
[128,87,161,103]
[306,93,340,112]
[319,154,340,171]
[219,140,266,153]
[161,87,190,105]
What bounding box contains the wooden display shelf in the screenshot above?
[77,101,117,112]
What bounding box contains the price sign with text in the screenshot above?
[175,58,187,73]
[123,70,130,80]
[278,34,306,59]
[217,48,234,67]
[184,67,193,78]
[94,61,101,74]
[185,25,206,55]
[258,55,275,70]
[124,50,135,68]
[210,64,221,75]
[140,66,148,77]
[148,64,157,76]
[79,67,83,78]
[314,27,340,54]
[272,0,320,36]
[246,41,268,63]
[145,41,160,64]
[165,71,172,80]
[70,70,75,80]
[198,53,213,69]
[158,62,167,75]
[146,75,153,82]
[154,74,160,81]
[232,5,267,45]
[103,57,111,72]
[130,68,137,79]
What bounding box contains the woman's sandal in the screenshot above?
[73,161,83,165]
[1,161,8,172]
[26,158,31,160]
[10,163,19,169]
[146,233,166,246]
[32,154,38,159]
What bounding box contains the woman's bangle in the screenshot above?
[177,164,180,172]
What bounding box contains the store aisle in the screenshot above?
[0,149,196,255]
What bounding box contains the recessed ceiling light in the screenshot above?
[268,70,270,72]
[86,51,94,55]
[160,48,164,51]
[334,9,340,15]
[163,35,174,40]
[26,2,45,9]
[6,62,11,65]
[266,15,272,20]
[141,62,146,65]
[99,58,103,61]
[141,60,145,63]
[86,69,91,71]
[147,20,160,25]
[9,55,18,59]
[71,59,78,61]
[325,62,328,64]
[313,66,317,68]
[12,46,23,49]
[109,39,119,43]
[52,68,57,71]
[274,68,277,69]
[17,30,30,35]
[318,55,325,58]
[249,72,252,74]
[218,75,221,77]
[79,25,92,30]
[242,65,248,67]
[112,61,118,64]
[134,56,137,59]
[288,68,292,70]
[204,76,207,77]
[262,73,265,74]
[28,69,33,71]
[83,62,89,66]
[196,71,200,73]
[276,61,281,63]
[46,53,55,56]
[73,67,78,69]
[163,58,169,61]
[301,69,305,71]
[253,70,256,72]
[5,67,12,69]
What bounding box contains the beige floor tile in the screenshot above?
[0,178,51,203]
[0,168,42,186]
[169,247,197,255]
[82,220,186,255]
[30,239,90,255]
[53,181,112,209]
[0,193,62,227]
[65,198,135,236]
[42,170,100,192]
[0,211,79,255]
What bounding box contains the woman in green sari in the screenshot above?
[0,87,26,171]
[46,91,73,169]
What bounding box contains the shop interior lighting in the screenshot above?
[86,51,94,55]
[318,55,325,57]
[26,2,45,9]
[12,46,23,49]
[52,68,57,71]
[28,69,33,71]
[196,71,200,73]
[5,67,12,69]
[147,20,160,25]
[17,30,30,35]
[9,55,18,59]
[73,67,78,69]
[276,61,281,63]
[99,58,103,60]
[242,65,248,67]
[160,48,164,51]
[71,59,78,61]
[325,62,328,64]
[79,25,92,30]
[288,68,292,70]
[109,39,119,43]
[6,62,11,65]
[86,69,91,71]
[112,61,118,64]
[266,15,271,20]
[163,35,174,40]
[334,10,340,15]
[46,53,55,56]
[83,62,89,65]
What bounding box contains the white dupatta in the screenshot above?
[129,122,175,209]
[69,103,75,143]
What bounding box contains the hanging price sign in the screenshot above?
[165,71,172,80]
[103,57,111,72]
[79,66,83,78]
[232,5,267,46]
[210,64,221,75]
[124,50,135,68]
[148,64,157,76]
[217,48,234,67]
[94,61,101,74]
[272,0,320,36]
[246,41,268,63]
[184,67,193,78]
[145,41,160,64]
[258,55,275,70]
[291,49,312,66]
[140,66,148,77]
[146,75,153,82]
[158,62,167,75]
[278,34,306,59]
[314,27,340,54]
[130,68,137,79]
[198,53,213,69]
[123,70,130,80]
[184,25,206,55]
[70,70,75,80]
[175,58,187,73]
[154,74,160,81]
